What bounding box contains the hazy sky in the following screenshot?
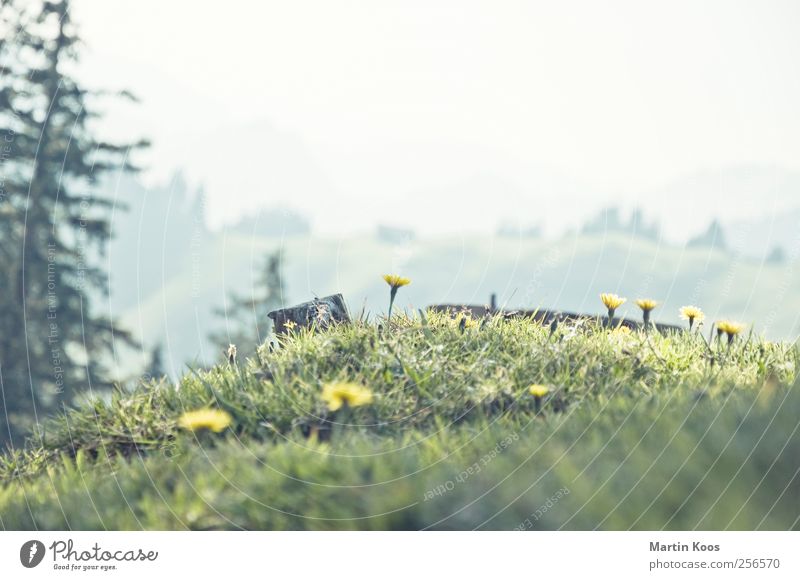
[72,0,800,236]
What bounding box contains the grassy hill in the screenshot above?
[114,231,800,379]
[1,312,798,530]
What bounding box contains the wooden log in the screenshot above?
[268,294,350,335]
[427,304,682,333]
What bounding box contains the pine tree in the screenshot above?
[208,250,286,361]
[142,342,167,382]
[0,0,146,444]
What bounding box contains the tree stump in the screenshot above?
[268,294,350,335]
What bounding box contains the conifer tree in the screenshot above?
[209,250,286,361]
[143,342,166,382]
[0,0,146,444]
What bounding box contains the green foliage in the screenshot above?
[0,312,797,530]
[0,0,145,443]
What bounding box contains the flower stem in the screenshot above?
[388,287,398,321]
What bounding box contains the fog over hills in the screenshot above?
[131,115,800,244]
[154,119,337,228]
[103,167,800,378]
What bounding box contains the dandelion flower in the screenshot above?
[717,320,744,336]
[321,382,373,412]
[679,306,705,331]
[383,274,411,320]
[600,293,626,321]
[528,384,550,413]
[383,274,411,289]
[717,320,745,345]
[636,299,658,312]
[178,409,232,433]
[529,384,550,398]
[635,299,658,327]
[455,312,478,331]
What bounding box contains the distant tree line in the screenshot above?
[581,207,660,240]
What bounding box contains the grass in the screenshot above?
[1,311,798,530]
[116,232,800,379]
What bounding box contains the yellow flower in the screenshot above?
[635,299,658,328]
[717,320,745,337]
[612,325,632,334]
[679,306,705,323]
[284,320,297,331]
[600,293,626,310]
[600,293,626,325]
[178,409,232,433]
[529,384,550,413]
[384,274,411,320]
[455,312,478,329]
[635,299,658,312]
[321,382,373,411]
[528,384,550,398]
[383,274,411,289]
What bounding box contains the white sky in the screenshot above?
[72,0,800,236]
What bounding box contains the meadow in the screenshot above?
[111,231,800,379]
[1,310,798,530]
